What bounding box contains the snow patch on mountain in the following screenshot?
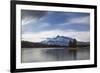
[41,35,73,46]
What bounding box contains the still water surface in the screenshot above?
[21,48,90,63]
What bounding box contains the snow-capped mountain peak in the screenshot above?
[41,35,73,46]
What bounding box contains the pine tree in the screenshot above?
[68,39,77,47]
[73,39,77,48]
[69,40,72,47]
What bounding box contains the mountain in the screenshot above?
[41,35,73,46]
[41,35,90,47]
[21,35,90,48]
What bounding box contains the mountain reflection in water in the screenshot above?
[21,48,90,63]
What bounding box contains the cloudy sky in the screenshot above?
[21,10,90,42]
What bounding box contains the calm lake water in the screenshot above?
[21,47,90,63]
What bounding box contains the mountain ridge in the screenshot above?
[21,35,90,48]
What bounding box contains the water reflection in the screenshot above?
[21,48,90,63]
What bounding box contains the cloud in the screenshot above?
[21,10,47,25]
[21,10,90,42]
[68,16,90,25]
[21,10,90,33]
[22,30,90,42]
[22,17,38,25]
[22,20,90,34]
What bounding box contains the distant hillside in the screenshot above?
[21,41,67,48]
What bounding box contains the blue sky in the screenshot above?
[21,10,90,42]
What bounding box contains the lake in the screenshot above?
[21,47,90,63]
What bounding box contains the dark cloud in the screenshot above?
[21,10,47,20]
